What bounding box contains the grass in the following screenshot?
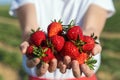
[0,75,4,80]
[0,5,27,80]
[0,5,15,19]
[101,38,120,52]
[99,53,120,80]
[104,1,120,32]
[0,48,21,69]
[0,1,120,80]
[0,22,21,47]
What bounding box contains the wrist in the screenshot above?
[82,28,101,44]
[22,30,31,41]
[82,28,100,39]
[21,27,39,41]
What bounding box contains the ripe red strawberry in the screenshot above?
[26,45,34,59]
[82,35,95,52]
[67,26,83,41]
[30,29,46,46]
[61,41,79,60]
[41,47,55,63]
[50,35,65,52]
[76,52,97,70]
[47,20,62,37]
[76,52,88,64]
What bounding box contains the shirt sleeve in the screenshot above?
[9,0,34,16]
[91,0,115,18]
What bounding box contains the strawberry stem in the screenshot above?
[69,20,75,27]
[62,20,75,35]
[31,29,35,33]
[54,19,57,22]
[36,27,40,31]
[46,39,57,54]
[51,19,63,23]
[58,19,63,23]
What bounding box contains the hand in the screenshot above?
[58,44,102,78]
[20,41,57,77]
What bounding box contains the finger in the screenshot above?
[58,60,63,68]
[71,60,81,78]
[63,56,71,69]
[36,63,49,77]
[58,61,67,73]
[26,58,40,68]
[92,44,102,55]
[80,64,94,77]
[48,58,57,73]
[60,64,67,74]
[20,41,29,54]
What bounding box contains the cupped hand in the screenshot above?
[58,43,102,78]
[20,41,57,77]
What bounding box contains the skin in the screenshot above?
[17,3,107,78]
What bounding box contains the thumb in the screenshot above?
[81,64,94,77]
[92,44,102,55]
[20,41,29,54]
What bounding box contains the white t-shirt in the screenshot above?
[9,0,115,79]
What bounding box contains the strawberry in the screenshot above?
[76,52,97,70]
[76,52,88,64]
[41,47,55,63]
[47,20,62,37]
[30,29,46,46]
[26,45,35,59]
[61,41,79,60]
[28,46,55,63]
[50,35,65,52]
[67,26,83,41]
[82,35,95,52]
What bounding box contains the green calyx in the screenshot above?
[72,35,86,52]
[33,46,48,58]
[31,27,40,33]
[61,20,76,40]
[90,33,99,44]
[30,27,41,36]
[46,39,57,54]
[62,20,75,32]
[85,57,97,70]
[51,19,63,24]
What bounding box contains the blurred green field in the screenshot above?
[0,1,120,80]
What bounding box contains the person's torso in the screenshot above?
[34,0,92,32]
[23,0,101,79]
